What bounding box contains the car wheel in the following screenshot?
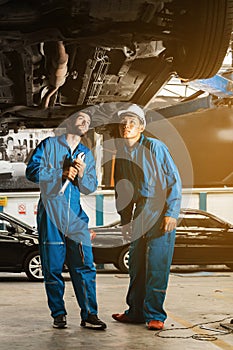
[24,251,43,282]
[116,247,129,273]
[167,0,233,79]
[226,264,233,271]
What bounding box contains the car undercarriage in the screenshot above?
[0,0,232,134]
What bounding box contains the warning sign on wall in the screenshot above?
[34,203,38,215]
[18,203,26,215]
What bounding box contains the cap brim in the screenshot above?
[118,111,146,126]
[118,111,139,118]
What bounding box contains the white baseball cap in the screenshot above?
[117,104,146,127]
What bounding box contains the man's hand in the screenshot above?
[89,229,96,240]
[62,165,78,181]
[160,216,177,233]
[73,158,86,178]
[121,223,132,241]
[62,158,86,181]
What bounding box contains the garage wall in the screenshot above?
[1,187,233,227]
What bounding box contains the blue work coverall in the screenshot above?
[26,134,98,320]
[114,134,182,322]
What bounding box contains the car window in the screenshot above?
[179,214,224,229]
[177,218,186,228]
[199,217,224,228]
[0,219,25,234]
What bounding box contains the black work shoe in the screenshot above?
[53,314,67,329]
[81,314,107,330]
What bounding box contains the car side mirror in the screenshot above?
[225,223,232,230]
[6,224,16,234]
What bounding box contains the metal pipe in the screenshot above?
[41,41,68,108]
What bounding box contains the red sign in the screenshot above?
[34,203,38,215]
[18,203,26,215]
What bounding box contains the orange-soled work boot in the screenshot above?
[147,320,164,330]
[112,313,132,323]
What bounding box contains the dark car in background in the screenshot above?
[91,208,233,272]
[0,212,42,281]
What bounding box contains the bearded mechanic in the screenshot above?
[26,110,106,330]
[112,104,182,330]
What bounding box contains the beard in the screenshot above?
[68,125,88,136]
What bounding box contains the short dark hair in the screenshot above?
[69,108,93,122]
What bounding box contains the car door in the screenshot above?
[0,219,24,269]
[174,212,230,265]
[91,223,124,248]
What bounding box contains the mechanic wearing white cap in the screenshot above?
[112,104,182,330]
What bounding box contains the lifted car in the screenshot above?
[0,0,232,134]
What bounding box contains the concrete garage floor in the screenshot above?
[1,267,233,350]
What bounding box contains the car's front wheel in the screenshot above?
[166,0,233,80]
[24,251,44,282]
[114,247,129,273]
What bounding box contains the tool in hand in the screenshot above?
[59,152,85,195]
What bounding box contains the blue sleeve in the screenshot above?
[157,144,182,219]
[25,138,63,184]
[78,150,98,194]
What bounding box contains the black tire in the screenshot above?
[166,0,233,79]
[24,251,43,282]
[226,264,233,271]
[116,246,129,273]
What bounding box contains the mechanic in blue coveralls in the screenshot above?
[26,110,106,330]
[112,104,182,331]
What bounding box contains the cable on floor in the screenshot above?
[154,316,233,341]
